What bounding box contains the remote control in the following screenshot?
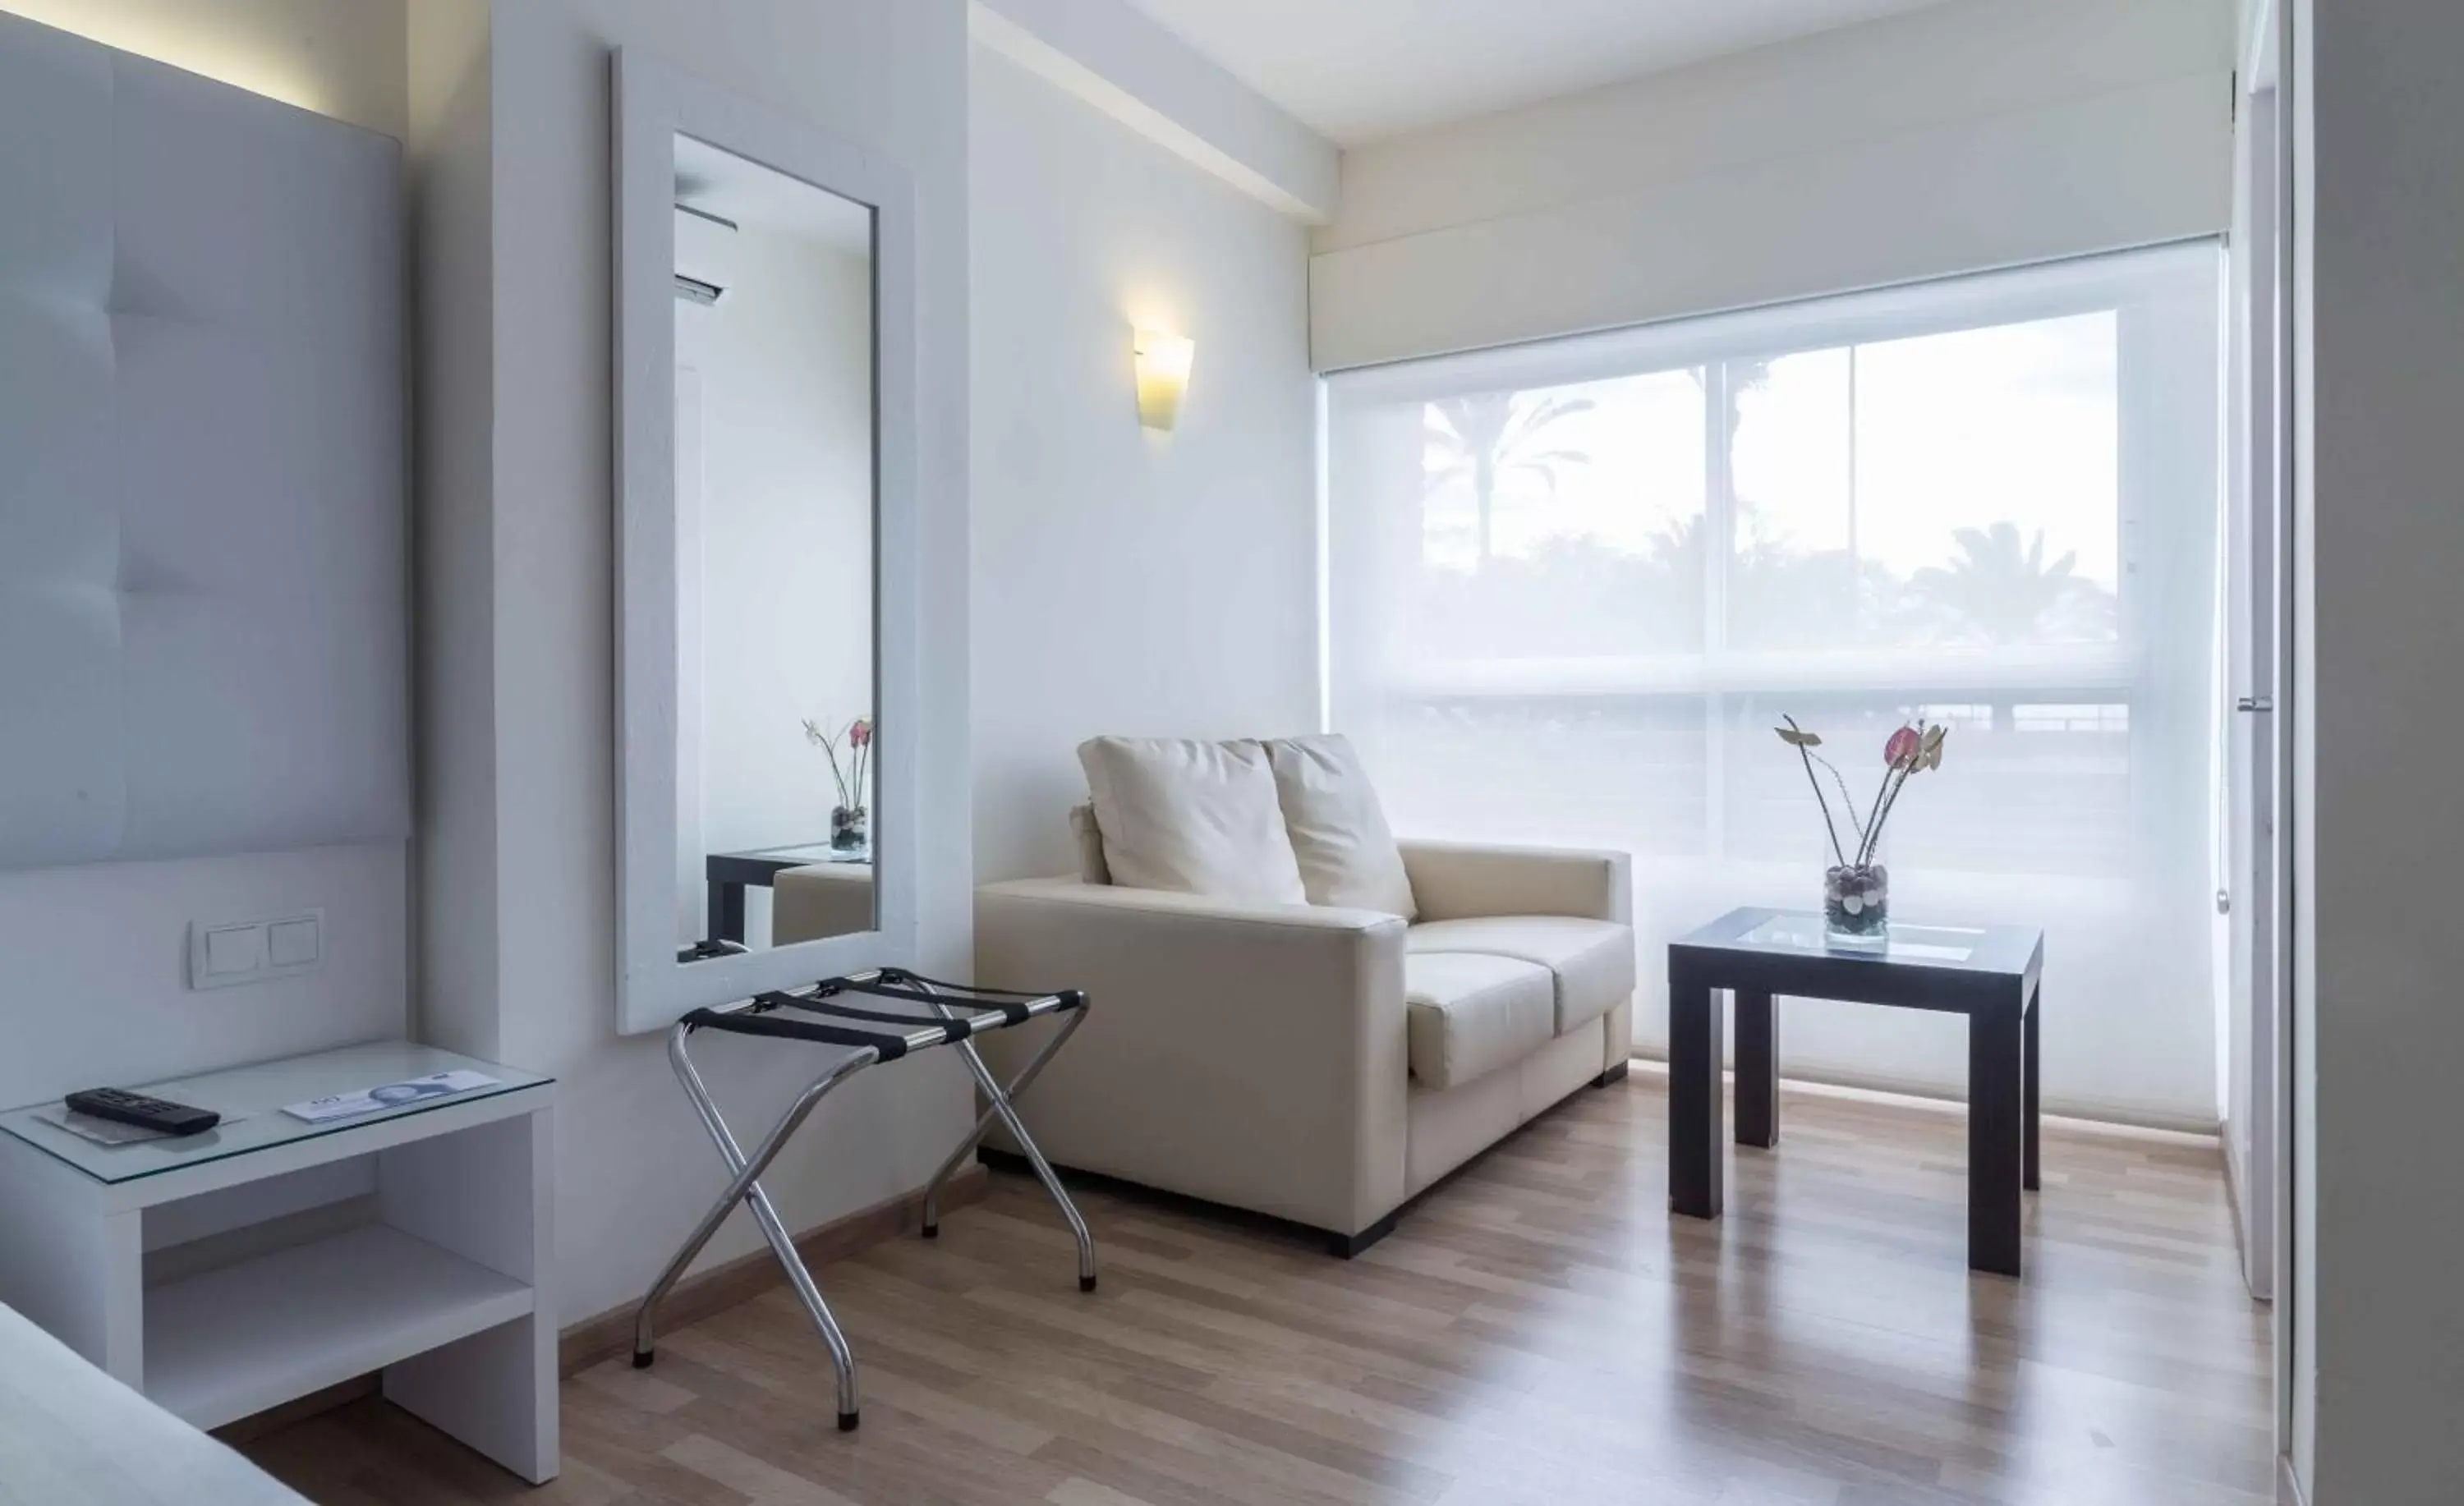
[63,1087,221,1136]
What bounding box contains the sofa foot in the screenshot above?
[1327,1213,1400,1260]
[1593,1059,1631,1088]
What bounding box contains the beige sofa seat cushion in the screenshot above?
[1265,734,1417,919]
[1077,737,1306,903]
[1408,916,1635,1035]
[1404,952,1554,1091]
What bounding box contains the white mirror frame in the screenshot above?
[612,48,919,1035]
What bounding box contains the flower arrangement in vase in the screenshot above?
[802,715,873,853]
[1773,715,1948,945]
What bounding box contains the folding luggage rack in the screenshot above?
[630,968,1094,1431]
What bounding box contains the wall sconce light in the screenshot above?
[1133,328,1194,431]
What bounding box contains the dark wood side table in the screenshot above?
[704,842,864,943]
[1667,907,2043,1276]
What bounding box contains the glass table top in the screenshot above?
[1676,907,2043,976]
[1737,913,1983,962]
[723,843,871,867]
[0,1040,551,1185]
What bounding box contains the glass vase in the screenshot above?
[830,804,868,854]
[1823,841,1889,948]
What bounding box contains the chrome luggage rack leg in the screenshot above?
[627,969,1093,1432]
[907,976,1096,1288]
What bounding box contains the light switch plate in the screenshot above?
[267,916,320,968]
[205,924,264,977]
[188,909,324,990]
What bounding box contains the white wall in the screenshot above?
[0,0,411,1106]
[406,0,498,1061]
[2292,1,2464,1499]
[968,0,1336,223]
[0,847,407,1108]
[415,0,975,1325]
[0,0,404,136]
[969,41,1319,881]
[1311,0,2236,370]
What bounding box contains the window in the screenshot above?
[1326,245,2223,1081]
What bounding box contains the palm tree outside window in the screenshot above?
[1423,392,1593,563]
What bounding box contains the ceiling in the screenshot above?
[1125,0,1957,146]
[674,135,872,256]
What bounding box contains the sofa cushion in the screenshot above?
[1408,916,1635,1035]
[1265,734,1417,919]
[1077,737,1306,903]
[1404,952,1556,1091]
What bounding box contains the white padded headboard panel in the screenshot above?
[0,13,407,870]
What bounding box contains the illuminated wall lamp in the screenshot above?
[1133,328,1195,430]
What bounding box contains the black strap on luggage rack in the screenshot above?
[630,968,1094,1431]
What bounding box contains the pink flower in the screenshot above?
[849,719,872,749]
[1884,727,1920,767]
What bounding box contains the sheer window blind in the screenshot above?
[1325,245,2224,1120]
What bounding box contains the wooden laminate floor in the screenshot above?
[243,1069,2273,1506]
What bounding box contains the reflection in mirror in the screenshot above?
[670,134,876,959]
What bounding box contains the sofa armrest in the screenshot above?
[1397,840,1632,925]
[974,877,1409,1237]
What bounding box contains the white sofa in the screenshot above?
[975,736,1634,1255]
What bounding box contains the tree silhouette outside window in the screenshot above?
[1907,521,2116,645]
[1423,392,1594,563]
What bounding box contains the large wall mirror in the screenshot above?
[614,51,917,1034]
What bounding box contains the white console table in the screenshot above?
[0,1043,558,1484]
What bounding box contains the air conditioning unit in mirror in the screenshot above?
[673,202,733,305]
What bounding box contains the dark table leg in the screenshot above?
[1669,970,1723,1219]
[2024,984,2041,1192]
[708,880,747,945]
[1735,989,1778,1149]
[1969,994,2025,1276]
